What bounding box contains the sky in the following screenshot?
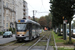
[25,0,50,18]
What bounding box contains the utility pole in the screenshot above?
[33,10,35,21]
[63,16,67,40]
[33,10,37,21]
[32,10,49,21]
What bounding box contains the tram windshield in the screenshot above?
[17,23,26,31]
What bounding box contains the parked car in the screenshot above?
[67,29,73,36]
[72,29,75,37]
[67,29,69,35]
[61,29,63,35]
[3,31,13,38]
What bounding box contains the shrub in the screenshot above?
[0,32,4,35]
[9,28,15,34]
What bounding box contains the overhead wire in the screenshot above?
[28,3,35,10]
[37,0,49,13]
[41,0,48,12]
[36,0,49,18]
[26,0,49,18]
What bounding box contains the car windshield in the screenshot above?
[5,32,11,33]
[67,29,69,31]
[73,30,75,33]
[61,29,63,31]
[4,33,10,35]
[17,23,26,31]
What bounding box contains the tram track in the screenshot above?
[12,43,26,50]
[27,35,45,50]
[27,33,51,50]
[12,36,42,50]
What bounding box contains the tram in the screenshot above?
[15,19,41,41]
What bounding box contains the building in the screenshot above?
[0,0,28,31]
[0,0,3,31]
[0,0,16,31]
[15,0,23,20]
[23,0,28,19]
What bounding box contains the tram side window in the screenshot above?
[25,24,28,30]
[27,23,32,29]
[26,24,30,30]
[36,25,38,33]
[32,24,35,29]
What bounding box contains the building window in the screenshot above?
[3,1,4,3]
[6,10,9,14]
[12,0,14,5]
[0,8,1,14]
[6,23,8,27]
[0,15,1,20]
[3,20,5,25]
[7,16,8,20]
[6,2,8,7]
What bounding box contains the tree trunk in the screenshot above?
[69,19,71,41]
[58,24,61,36]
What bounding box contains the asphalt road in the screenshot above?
[0,34,16,44]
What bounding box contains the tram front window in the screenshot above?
[17,24,26,31]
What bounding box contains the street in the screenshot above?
[0,31,54,50]
[0,34,16,44]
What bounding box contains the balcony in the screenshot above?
[23,12,26,15]
[23,9,26,11]
[23,5,25,7]
[23,11,25,13]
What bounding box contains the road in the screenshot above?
[0,34,16,44]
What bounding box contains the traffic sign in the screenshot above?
[63,20,67,24]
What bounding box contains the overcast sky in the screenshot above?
[25,0,50,18]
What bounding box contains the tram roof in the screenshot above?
[16,19,40,26]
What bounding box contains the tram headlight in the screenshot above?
[20,35,22,36]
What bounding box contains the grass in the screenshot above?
[36,41,47,46]
[52,31,75,50]
[52,31,75,44]
[52,31,65,43]
[49,32,55,46]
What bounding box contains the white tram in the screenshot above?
[15,19,40,41]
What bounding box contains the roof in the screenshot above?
[16,19,40,26]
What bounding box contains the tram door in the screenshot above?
[29,23,32,40]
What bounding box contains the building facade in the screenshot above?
[3,0,16,31]
[0,0,16,31]
[0,0,28,31]
[15,0,23,20]
[0,0,3,31]
[23,0,28,19]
